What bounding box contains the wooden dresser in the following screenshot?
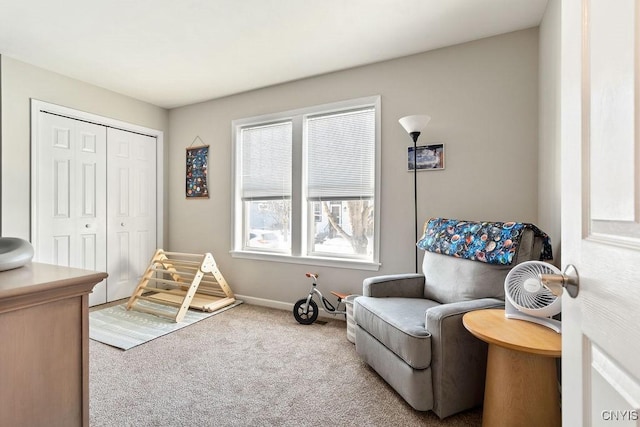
[0,262,107,427]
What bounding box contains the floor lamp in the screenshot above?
[399,115,431,273]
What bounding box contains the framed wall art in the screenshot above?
[186,142,209,198]
[408,143,445,171]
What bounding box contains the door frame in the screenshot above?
[30,99,165,252]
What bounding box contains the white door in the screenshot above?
[33,112,108,305]
[106,128,157,301]
[562,0,640,425]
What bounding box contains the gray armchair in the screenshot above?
[353,220,546,418]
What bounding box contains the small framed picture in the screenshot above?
[408,143,445,171]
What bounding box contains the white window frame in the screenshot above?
[231,96,381,270]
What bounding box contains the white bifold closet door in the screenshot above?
[106,128,156,302]
[35,113,108,306]
[34,112,156,306]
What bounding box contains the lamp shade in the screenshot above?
[398,115,431,134]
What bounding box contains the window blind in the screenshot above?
[306,108,375,200]
[241,121,292,200]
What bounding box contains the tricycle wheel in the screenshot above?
[293,298,319,324]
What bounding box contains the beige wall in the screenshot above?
[168,28,541,307]
[0,55,169,240]
[538,0,562,266]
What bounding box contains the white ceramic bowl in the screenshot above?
[0,237,34,271]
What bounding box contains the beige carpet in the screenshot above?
[90,303,482,426]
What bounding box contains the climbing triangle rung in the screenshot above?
[150,267,198,277]
[140,285,180,294]
[146,277,190,287]
[136,295,183,308]
[154,259,201,268]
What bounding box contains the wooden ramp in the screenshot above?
[126,249,235,322]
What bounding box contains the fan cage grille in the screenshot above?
[506,262,559,311]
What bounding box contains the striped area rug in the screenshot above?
[89,299,243,350]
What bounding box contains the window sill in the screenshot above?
[230,250,381,271]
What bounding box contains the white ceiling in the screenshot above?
[0,0,548,109]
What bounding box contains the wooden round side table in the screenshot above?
[462,308,561,427]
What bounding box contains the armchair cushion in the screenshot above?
[355,296,438,369]
[422,227,539,304]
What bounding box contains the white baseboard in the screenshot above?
[235,294,292,311]
[235,294,346,322]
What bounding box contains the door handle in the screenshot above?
[539,264,580,298]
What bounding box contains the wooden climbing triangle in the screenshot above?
[126,249,235,322]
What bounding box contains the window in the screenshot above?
[239,121,292,252]
[232,96,380,269]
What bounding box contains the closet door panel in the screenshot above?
[34,113,108,306]
[107,128,157,302]
[53,235,71,266]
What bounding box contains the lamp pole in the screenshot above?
[399,114,431,274]
[410,132,420,274]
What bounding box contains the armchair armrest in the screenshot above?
[424,298,504,418]
[363,274,425,298]
[425,298,504,327]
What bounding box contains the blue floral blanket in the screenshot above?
[416,218,553,265]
